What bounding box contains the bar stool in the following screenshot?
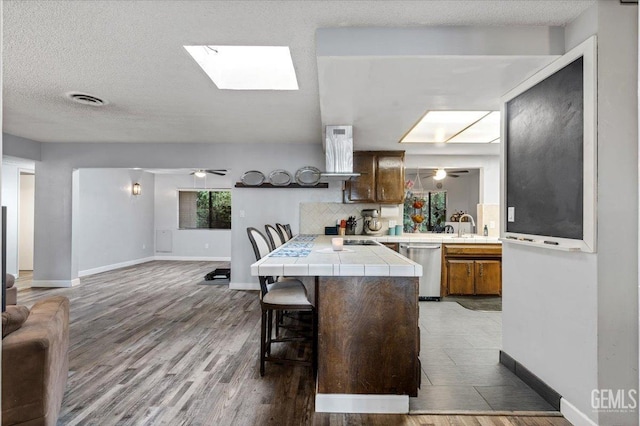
[265,224,285,250]
[247,227,316,376]
[276,223,292,242]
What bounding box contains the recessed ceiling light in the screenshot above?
[400,110,500,144]
[184,45,299,90]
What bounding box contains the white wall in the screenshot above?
[1,157,35,276]
[594,3,638,425]
[502,3,638,425]
[154,172,232,260]
[2,161,19,276]
[18,173,34,270]
[77,169,155,275]
[405,155,499,205]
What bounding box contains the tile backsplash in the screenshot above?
[477,203,500,237]
[300,202,403,235]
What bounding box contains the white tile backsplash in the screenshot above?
[299,202,403,235]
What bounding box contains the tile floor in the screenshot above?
[410,300,557,413]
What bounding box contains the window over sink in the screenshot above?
[403,189,446,232]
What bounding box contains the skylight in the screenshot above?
[184,45,299,91]
[400,110,501,144]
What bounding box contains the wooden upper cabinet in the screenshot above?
[376,153,405,203]
[344,152,376,203]
[344,151,405,204]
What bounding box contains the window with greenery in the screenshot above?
[178,190,231,229]
[427,191,446,231]
[403,190,447,232]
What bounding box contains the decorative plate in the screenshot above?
[241,170,265,186]
[268,169,293,186]
[295,166,321,186]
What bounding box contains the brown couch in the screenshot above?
[2,296,70,426]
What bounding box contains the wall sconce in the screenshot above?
[132,183,141,196]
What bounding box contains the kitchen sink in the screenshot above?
[343,239,380,246]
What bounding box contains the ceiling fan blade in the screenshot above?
[206,169,228,176]
[448,170,469,174]
[449,174,460,178]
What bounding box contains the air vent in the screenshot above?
[66,92,107,106]
[333,128,346,135]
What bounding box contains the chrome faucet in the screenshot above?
[458,214,476,237]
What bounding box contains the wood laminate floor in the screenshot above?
[15,261,572,426]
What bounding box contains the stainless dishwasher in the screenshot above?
[400,243,442,301]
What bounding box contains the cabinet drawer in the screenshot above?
[444,244,502,257]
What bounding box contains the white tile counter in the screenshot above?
[250,235,422,277]
[352,233,501,244]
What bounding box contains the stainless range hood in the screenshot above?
[319,125,361,182]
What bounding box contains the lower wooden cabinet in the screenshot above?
[442,244,502,296]
[447,260,475,295]
[474,260,501,295]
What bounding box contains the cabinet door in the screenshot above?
[447,260,475,295]
[474,260,502,295]
[344,152,376,203]
[376,153,405,203]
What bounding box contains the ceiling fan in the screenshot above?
[419,169,470,180]
[190,169,228,178]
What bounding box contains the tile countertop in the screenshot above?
[350,233,501,244]
[250,235,423,278]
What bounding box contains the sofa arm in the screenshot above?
[2,331,51,423]
[2,296,69,426]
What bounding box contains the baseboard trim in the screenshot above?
[315,393,408,413]
[154,256,231,262]
[499,351,561,410]
[78,257,156,277]
[31,278,80,288]
[560,398,598,426]
[229,281,259,291]
[409,410,563,416]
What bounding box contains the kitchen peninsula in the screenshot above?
[251,235,422,414]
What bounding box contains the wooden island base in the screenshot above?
[315,276,419,413]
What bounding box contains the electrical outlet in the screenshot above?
[239,210,246,218]
[489,221,496,229]
[205,243,209,249]
[507,207,515,222]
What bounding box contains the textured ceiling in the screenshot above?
[3,1,594,144]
